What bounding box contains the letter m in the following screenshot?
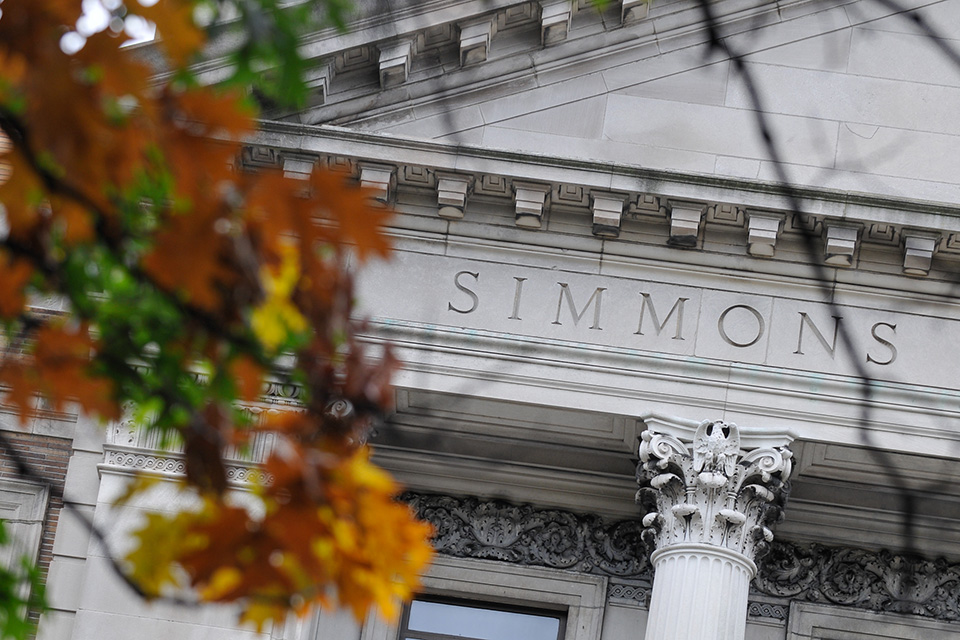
[552,283,606,330]
[635,293,687,340]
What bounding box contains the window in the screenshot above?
[399,597,566,640]
[788,602,958,639]
[359,556,606,640]
[0,479,48,571]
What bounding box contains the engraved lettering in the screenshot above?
[794,312,842,357]
[552,283,606,330]
[448,270,480,314]
[717,305,765,347]
[867,321,897,365]
[635,293,688,340]
[508,277,527,320]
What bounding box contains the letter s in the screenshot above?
[448,270,480,314]
[867,322,897,366]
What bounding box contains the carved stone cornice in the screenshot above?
[636,419,793,562]
[249,125,960,279]
[403,492,649,578]
[754,541,960,622]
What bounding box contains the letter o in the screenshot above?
[717,304,765,348]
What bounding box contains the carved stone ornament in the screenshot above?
[636,419,792,561]
[404,492,957,624]
[754,541,960,622]
[403,493,649,578]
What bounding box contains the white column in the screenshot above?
[645,545,755,640]
[636,414,794,640]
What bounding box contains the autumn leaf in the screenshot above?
[131,0,206,66]
[251,241,308,351]
[28,322,120,421]
[311,171,392,261]
[0,147,46,239]
[126,510,205,597]
[0,251,34,318]
[230,356,265,403]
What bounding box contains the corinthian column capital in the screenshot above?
[636,414,794,562]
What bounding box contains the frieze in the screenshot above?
[754,541,960,622]
[403,493,649,578]
[608,583,651,603]
[101,448,273,486]
[746,602,788,620]
[103,450,186,475]
[404,493,960,624]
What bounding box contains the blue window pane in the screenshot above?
[406,600,561,640]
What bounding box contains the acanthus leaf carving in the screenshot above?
[636,419,792,561]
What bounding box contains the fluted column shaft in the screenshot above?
[644,544,755,640]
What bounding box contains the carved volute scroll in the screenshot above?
[636,418,793,563]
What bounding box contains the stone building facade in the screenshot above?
[6,0,960,638]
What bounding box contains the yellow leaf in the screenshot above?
[125,512,197,596]
[240,601,288,633]
[200,567,243,600]
[112,474,161,507]
[251,241,308,351]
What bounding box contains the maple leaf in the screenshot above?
[251,240,308,352]
[31,322,120,421]
[130,0,206,67]
[311,171,392,261]
[0,251,34,318]
[0,147,45,239]
[125,511,201,597]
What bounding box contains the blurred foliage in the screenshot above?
[0,0,432,634]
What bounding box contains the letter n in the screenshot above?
[794,312,842,357]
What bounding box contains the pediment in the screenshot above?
[232,0,960,204]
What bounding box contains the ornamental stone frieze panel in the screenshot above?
[403,493,649,578]
[635,419,793,561]
[402,492,960,625]
[755,541,960,622]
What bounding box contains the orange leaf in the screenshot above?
[0,147,45,239]
[132,0,205,66]
[32,322,119,420]
[0,360,39,425]
[310,171,392,261]
[230,355,264,403]
[0,250,34,318]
